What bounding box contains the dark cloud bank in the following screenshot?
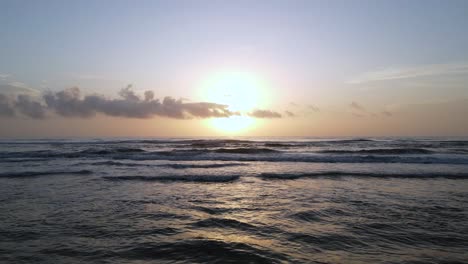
[0,86,286,120]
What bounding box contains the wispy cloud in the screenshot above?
[308,104,320,112]
[248,109,282,118]
[348,101,393,118]
[348,62,468,84]
[289,102,299,107]
[0,82,41,96]
[7,81,29,89]
[352,112,365,118]
[0,73,11,80]
[381,110,393,117]
[350,101,366,111]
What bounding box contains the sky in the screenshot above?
[1,0,468,137]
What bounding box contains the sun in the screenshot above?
[200,71,268,133]
[209,116,256,133]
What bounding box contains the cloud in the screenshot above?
[144,90,154,101]
[0,82,41,96]
[1,85,286,120]
[348,62,468,84]
[43,87,95,118]
[350,101,366,111]
[285,111,295,117]
[289,102,299,107]
[381,110,393,117]
[0,86,288,120]
[118,85,140,101]
[8,81,28,88]
[15,94,47,119]
[41,86,237,119]
[308,104,320,112]
[0,94,15,117]
[0,74,11,80]
[248,109,282,118]
[352,113,365,118]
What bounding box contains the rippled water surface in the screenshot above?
[1,137,468,263]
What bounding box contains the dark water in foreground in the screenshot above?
[1,137,468,263]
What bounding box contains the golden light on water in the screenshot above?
[200,71,269,134]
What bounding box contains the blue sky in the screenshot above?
[1,0,468,136]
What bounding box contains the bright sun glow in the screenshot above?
[200,71,268,133]
[210,116,256,133]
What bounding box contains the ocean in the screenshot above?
[1,137,468,263]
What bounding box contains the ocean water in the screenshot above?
[1,137,468,263]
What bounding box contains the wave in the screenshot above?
[151,149,205,156]
[188,139,252,148]
[154,148,278,155]
[0,148,145,159]
[100,170,468,183]
[0,169,92,178]
[113,239,286,263]
[5,150,467,165]
[86,161,146,167]
[289,210,322,222]
[2,138,468,166]
[434,140,468,147]
[213,148,279,154]
[81,161,248,169]
[0,158,50,163]
[451,148,468,154]
[103,174,240,183]
[116,153,468,165]
[0,150,57,158]
[192,217,257,231]
[259,171,468,180]
[0,139,178,145]
[288,232,368,251]
[159,163,248,169]
[263,143,307,148]
[80,147,146,155]
[2,137,468,146]
[191,206,235,215]
[323,138,376,143]
[318,148,434,155]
